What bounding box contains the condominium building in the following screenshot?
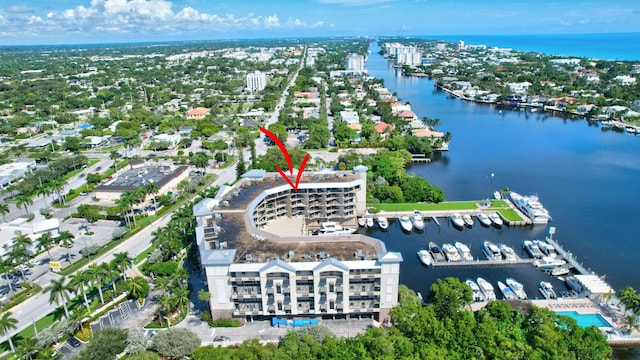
[194,167,403,323]
[345,54,365,72]
[246,71,267,92]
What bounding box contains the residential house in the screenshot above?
[186,107,210,120]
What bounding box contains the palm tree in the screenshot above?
[5,246,30,283]
[116,191,136,228]
[171,268,189,289]
[49,179,68,205]
[619,286,640,314]
[154,277,170,295]
[623,313,640,334]
[110,150,121,171]
[69,271,91,312]
[12,233,32,253]
[0,312,18,353]
[86,264,105,304]
[127,277,148,300]
[48,277,71,318]
[144,181,160,212]
[100,261,119,294]
[156,293,173,326]
[194,152,210,173]
[57,231,75,263]
[173,286,190,313]
[0,202,9,222]
[113,252,133,280]
[16,336,37,360]
[0,261,15,293]
[35,183,51,209]
[14,194,33,214]
[197,289,210,309]
[36,232,55,260]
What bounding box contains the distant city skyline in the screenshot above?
[1,0,638,45]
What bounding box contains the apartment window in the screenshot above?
[329,284,335,292]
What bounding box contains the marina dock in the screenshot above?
[431,258,535,268]
[544,235,590,275]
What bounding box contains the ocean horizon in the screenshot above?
[420,32,640,61]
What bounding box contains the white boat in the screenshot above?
[533,256,567,269]
[476,213,492,227]
[450,213,465,228]
[506,278,528,300]
[412,211,425,231]
[488,212,504,227]
[429,242,445,262]
[454,242,474,261]
[509,191,552,224]
[462,214,474,227]
[483,241,502,260]
[398,216,413,232]
[442,243,462,262]
[493,191,502,199]
[539,281,557,299]
[315,222,356,236]
[365,217,374,228]
[551,267,570,276]
[358,217,365,227]
[417,249,433,267]
[535,240,559,257]
[498,243,517,261]
[376,216,389,230]
[497,281,517,300]
[477,277,496,301]
[523,240,544,258]
[466,279,486,302]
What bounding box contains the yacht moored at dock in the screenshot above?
[442,243,462,262]
[509,191,552,224]
[499,243,518,261]
[399,216,413,232]
[451,213,465,228]
[533,256,567,269]
[358,217,365,227]
[429,241,445,262]
[314,222,357,235]
[488,212,503,227]
[463,214,474,227]
[523,240,544,258]
[535,240,559,257]
[417,249,433,267]
[497,281,517,300]
[477,277,497,301]
[476,213,492,227]
[454,242,474,261]
[365,217,374,228]
[551,267,570,276]
[412,211,425,231]
[506,278,528,300]
[376,216,389,230]
[538,281,557,299]
[466,279,486,302]
[483,241,502,260]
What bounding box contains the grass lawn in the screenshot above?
[372,199,525,222]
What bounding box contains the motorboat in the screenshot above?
[506,278,528,300]
[454,242,474,261]
[429,242,445,262]
[523,240,544,258]
[442,243,462,262]
[376,216,389,230]
[358,217,365,227]
[497,281,517,300]
[477,277,496,301]
[399,216,413,232]
[417,249,433,267]
[533,256,567,269]
[483,241,502,261]
[466,279,486,302]
[476,213,492,227]
[412,211,425,231]
[488,212,503,227]
[462,214,474,227]
[498,243,517,261]
[535,240,559,257]
[315,222,357,236]
[493,191,502,199]
[551,267,570,276]
[539,281,557,299]
[509,191,552,224]
[450,213,465,228]
[365,217,374,228]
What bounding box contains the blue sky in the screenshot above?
[1,0,638,45]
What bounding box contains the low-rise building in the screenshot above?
[186,107,210,120]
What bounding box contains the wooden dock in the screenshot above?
[431,258,535,268]
[545,235,590,275]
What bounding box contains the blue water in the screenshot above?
[428,33,640,61]
[556,311,613,328]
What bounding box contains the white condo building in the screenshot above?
[194,167,403,323]
[246,71,267,92]
[346,54,365,72]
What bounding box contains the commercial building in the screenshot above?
[94,161,188,201]
[345,54,365,72]
[194,167,403,323]
[246,71,267,92]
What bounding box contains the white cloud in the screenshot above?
[4,5,34,14]
[1,0,326,41]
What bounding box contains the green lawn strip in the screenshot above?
[374,201,481,212]
[134,245,156,264]
[497,208,523,222]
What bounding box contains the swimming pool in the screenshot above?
[555,311,613,328]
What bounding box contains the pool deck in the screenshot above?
[470,298,640,346]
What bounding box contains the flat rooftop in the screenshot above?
[97,165,187,191]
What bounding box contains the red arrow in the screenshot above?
[259,126,310,191]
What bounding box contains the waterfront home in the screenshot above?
[374,122,394,139]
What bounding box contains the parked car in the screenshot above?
[67,336,81,348]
